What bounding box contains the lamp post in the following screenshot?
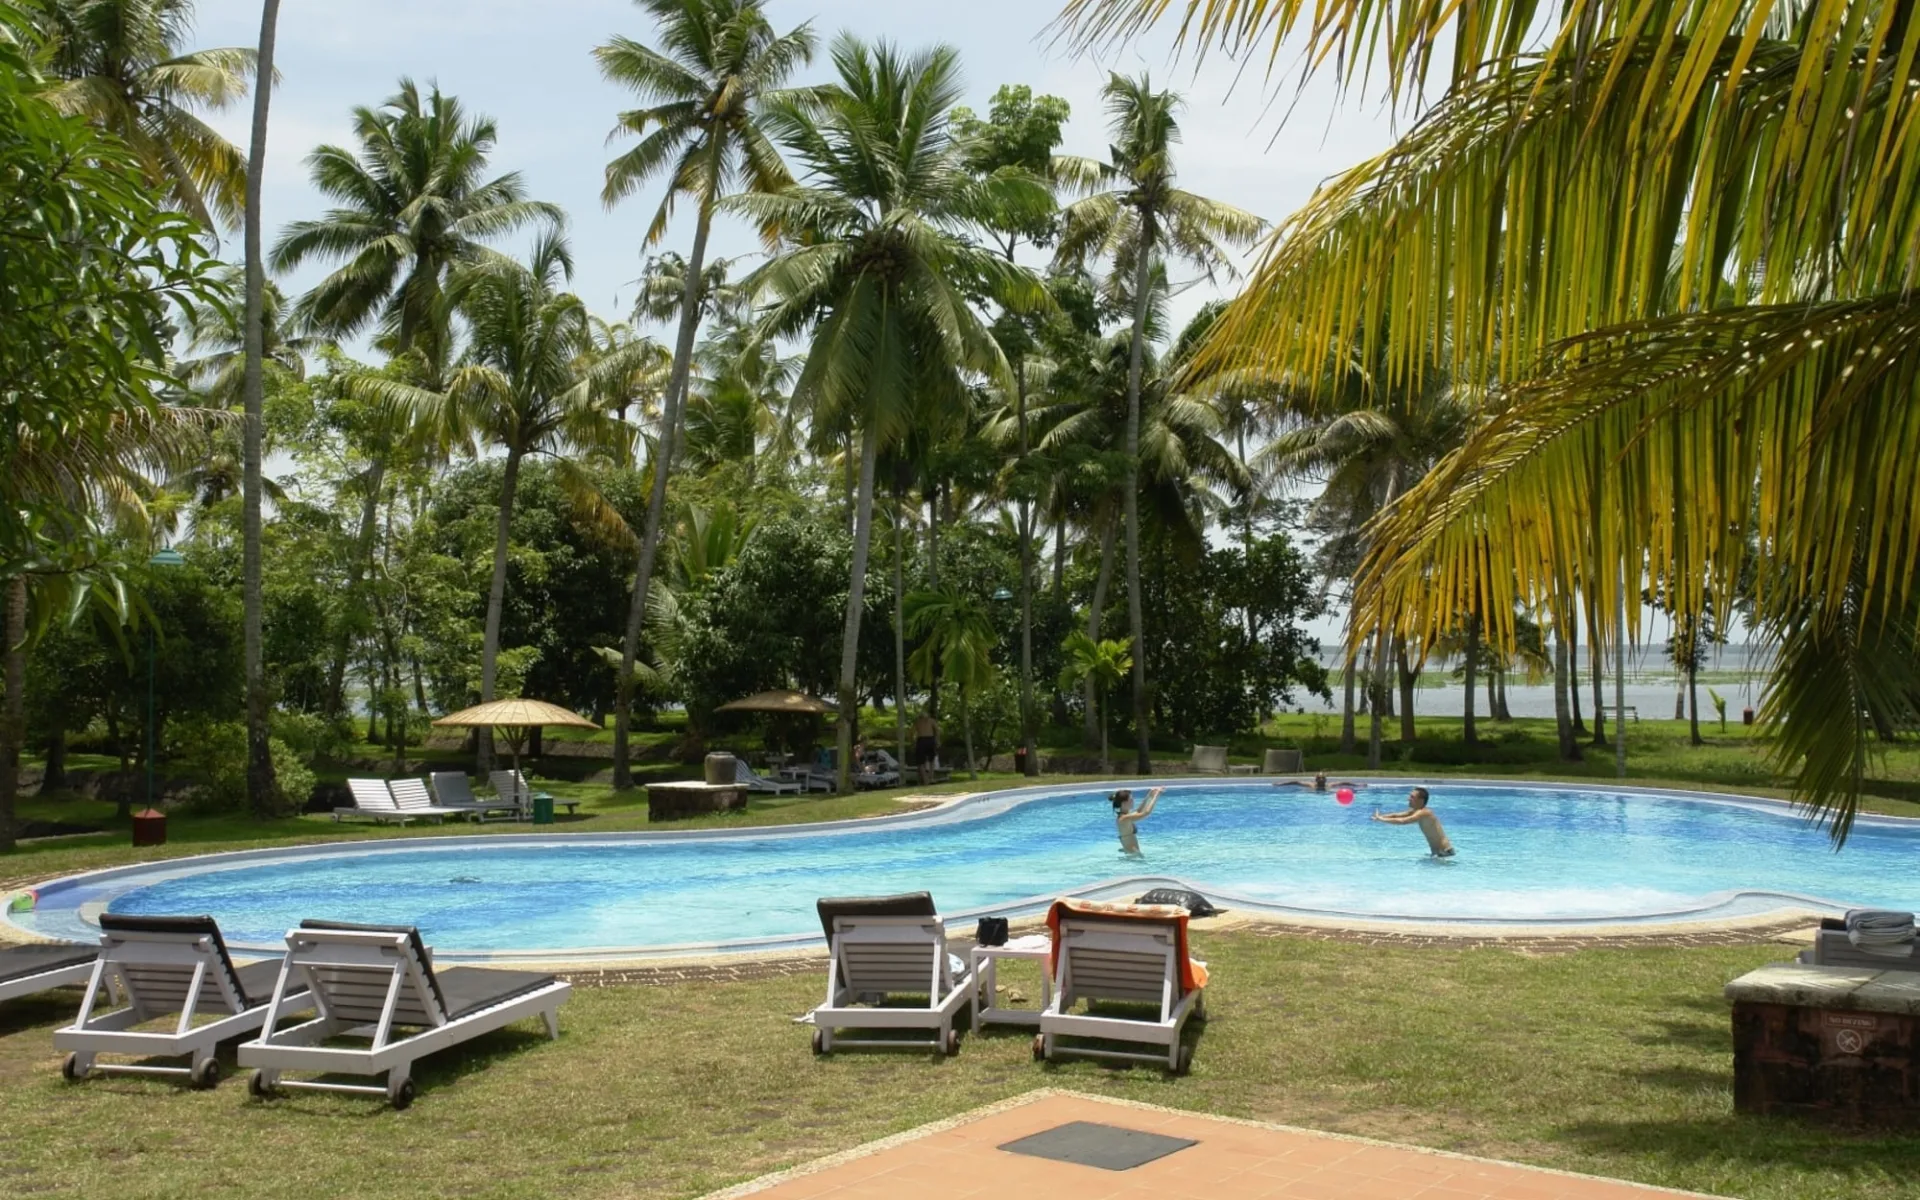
[146,547,185,812]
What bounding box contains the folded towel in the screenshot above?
[1846,910,1916,957]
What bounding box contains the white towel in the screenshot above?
[1846,910,1916,958]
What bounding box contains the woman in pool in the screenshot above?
[1112,787,1163,856]
[1273,772,1364,793]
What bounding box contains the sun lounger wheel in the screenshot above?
[60,1053,86,1082]
[388,1078,416,1110]
[190,1058,221,1090]
[248,1071,277,1100]
[944,1029,960,1057]
[1173,1044,1193,1075]
[811,1029,827,1055]
[1031,1034,1046,1062]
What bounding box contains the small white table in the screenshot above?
[971,933,1053,1033]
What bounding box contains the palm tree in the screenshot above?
[1063,0,1920,841]
[596,0,816,791]
[272,80,560,716]
[736,35,1048,791]
[1053,74,1263,774]
[1059,631,1131,774]
[178,270,319,407]
[239,0,281,814]
[41,0,255,227]
[403,234,637,766]
[905,588,996,778]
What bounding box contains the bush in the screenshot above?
[168,717,316,815]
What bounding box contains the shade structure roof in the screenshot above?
[715,690,836,716]
[433,699,598,730]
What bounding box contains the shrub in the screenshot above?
[168,717,316,815]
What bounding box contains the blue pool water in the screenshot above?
[13,782,1919,956]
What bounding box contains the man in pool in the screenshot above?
[1273,772,1365,793]
[1372,787,1456,857]
[1112,787,1163,856]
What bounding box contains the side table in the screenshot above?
[971,933,1053,1033]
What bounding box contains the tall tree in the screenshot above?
[1053,74,1262,773]
[1064,0,1920,841]
[905,587,996,778]
[240,0,280,814]
[597,0,815,790]
[955,84,1069,777]
[41,0,254,226]
[739,35,1048,791]
[273,81,560,716]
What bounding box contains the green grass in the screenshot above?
[3,932,1918,1198]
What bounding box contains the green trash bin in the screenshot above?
[531,794,555,825]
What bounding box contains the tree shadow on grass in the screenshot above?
[1555,1113,1920,1176]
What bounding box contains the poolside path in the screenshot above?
[704,1090,1727,1200]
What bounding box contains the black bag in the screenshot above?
[1134,888,1221,918]
[974,917,1009,946]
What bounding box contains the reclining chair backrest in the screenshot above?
[431,771,477,805]
[489,770,530,807]
[347,779,399,811]
[1191,745,1228,772]
[96,913,254,1013]
[817,892,947,995]
[290,920,448,1032]
[387,778,438,812]
[1055,914,1182,1009]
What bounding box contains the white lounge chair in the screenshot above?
[430,771,523,820]
[487,769,582,818]
[55,914,313,1090]
[387,778,476,823]
[1189,745,1230,774]
[802,893,973,1056]
[239,920,571,1109]
[1036,899,1209,1073]
[0,943,101,1006]
[336,779,415,825]
[735,759,801,795]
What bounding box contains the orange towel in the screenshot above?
[1045,898,1209,993]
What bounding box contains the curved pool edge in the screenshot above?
[4,777,1900,961]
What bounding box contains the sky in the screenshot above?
[186,0,1414,333]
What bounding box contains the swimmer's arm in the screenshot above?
[1133,788,1163,820]
[1371,810,1418,824]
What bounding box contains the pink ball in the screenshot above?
[1335,787,1356,806]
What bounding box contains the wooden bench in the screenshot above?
[1602,705,1639,722]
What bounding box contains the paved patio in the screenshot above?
[706,1091,1726,1200]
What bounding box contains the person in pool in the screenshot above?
[1371,786,1455,857]
[1112,787,1163,856]
[1273,772,1364,793]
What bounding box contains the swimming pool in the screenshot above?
[9,781,1914,959]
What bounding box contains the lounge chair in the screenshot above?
[0,942,100,1006]
[54,914,313,1090]
[336,779,416,824]
[1035,898,1209,1073]
[239,920,570,1109]
[852,751,901,791]
[488,769,582,818]
[387,778,476,823]
[735,759,802,795]
[430,771,523,821]
[1189,745,1230,774]
[803,892,973,1056]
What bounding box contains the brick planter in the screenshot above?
[1727,962,1920,1125]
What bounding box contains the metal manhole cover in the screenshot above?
[996,1120,1198,1171]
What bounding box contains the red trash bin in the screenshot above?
[131,808,167,847]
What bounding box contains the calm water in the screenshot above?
[16,783,1913,955]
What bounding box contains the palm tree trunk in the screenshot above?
[1084,514,1117,749]
[1554,625,1582,761]
[1396,638,1416,745]
[0,577,25,851]
[1015,366,1036,777]
[325,458,386,717]
[836,424,881,793]
[241,0,282,819]
[1123,239,1155,775]
[1588,590,1609,747]
[478,446,525,770]
[1688,654,1702,746]
[1568,618,1586,734]
[1340,656,1356,754]
[892,489,907,771]
[614,203,713,790]
[1462,614,1478,747]
[961,682,976,780]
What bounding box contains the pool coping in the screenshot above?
[1,777,1898,963]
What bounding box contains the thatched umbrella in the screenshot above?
[716,691,835,759]
[433,699,597,785]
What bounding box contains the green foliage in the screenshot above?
[168,717,314,815]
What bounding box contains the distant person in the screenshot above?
[1273,772,1363,793]
[1112,786,1163,857]
[912,710,939,785]
[1372,787,1455,857]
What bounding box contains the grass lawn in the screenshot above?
[4,932,1920,1199]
